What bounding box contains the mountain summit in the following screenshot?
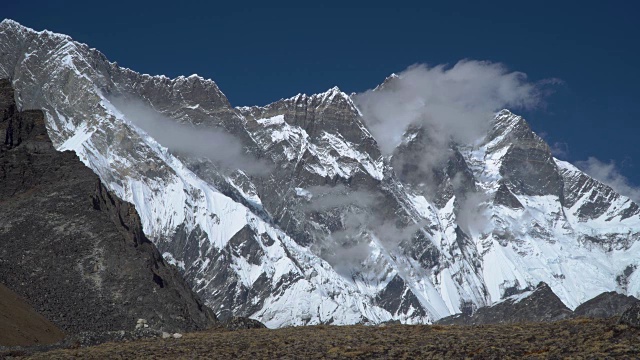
[1,19,639,327]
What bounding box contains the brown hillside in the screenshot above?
[0,283,65,346]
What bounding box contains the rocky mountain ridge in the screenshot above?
[436,281,640,325]
[0,78,217,334]
[1,19,639,327]
[437,282,574,325]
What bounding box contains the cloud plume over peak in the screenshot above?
[354,60,547,156]
[350,60,552,242]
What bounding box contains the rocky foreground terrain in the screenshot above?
[2,316,639,359]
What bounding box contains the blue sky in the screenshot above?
[3,1,640,191]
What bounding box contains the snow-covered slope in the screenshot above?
[455,110,640,308]
[1,19,639,327]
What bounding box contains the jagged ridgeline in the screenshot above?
[1,19,639,328]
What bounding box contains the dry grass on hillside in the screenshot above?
[6,317,640,359]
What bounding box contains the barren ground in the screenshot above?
[4,317,640,359]
[0,284,65,347]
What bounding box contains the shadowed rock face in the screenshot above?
[437,285,639,326]
[391,126,477,209]
[0,79,217,334]
[485,111,564,200]
[619,303,640,328]
[561,165,640,222]
[437,283,573,325]
[575,292,640,319]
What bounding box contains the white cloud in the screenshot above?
[550,142,569,158]
[353,60,547,237]
[353,60,545,156]
[303,185,426,272]
[109,97,271,175]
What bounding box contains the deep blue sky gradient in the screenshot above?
[3,1,640,184]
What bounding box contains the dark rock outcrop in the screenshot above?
[574,292,639,319]
[494,183,524,209]
[487,111,564,200]
[437,282,573,325]
[618,303,640,328]
[222,317,267,331]
[436,288,639,326]
[0,79,217,334]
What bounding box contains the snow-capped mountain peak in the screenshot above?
[1,19,639,327]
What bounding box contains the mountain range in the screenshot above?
[1,19,639,329]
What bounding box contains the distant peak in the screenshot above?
[0,18,73,42]
[175,73,216,84]
[0,19,29,33]
[243,86,358,116]
[282,86,349,104]
[315,86,347,100]
[495,109,515,118]
[372,73,401,92]
[493,109,524,127]
[0,19,21,27]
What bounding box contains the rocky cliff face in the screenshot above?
[574,292,639,319]
[436,285,638,325]
[437,282,573,325]
[0,78,217,334]
[1,19,639,327]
